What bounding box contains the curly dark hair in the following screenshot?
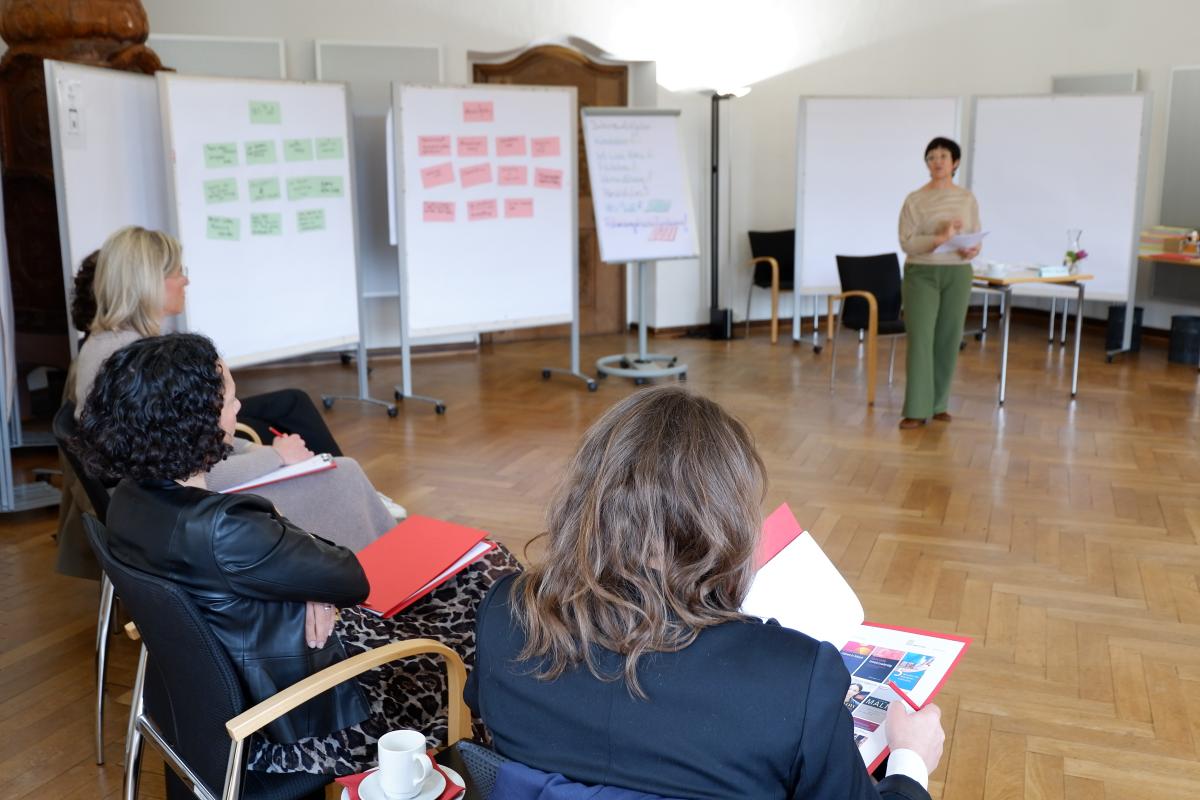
[72,333,232,482]
[70,250,100,334]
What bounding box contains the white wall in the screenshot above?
[140,0,1200,331]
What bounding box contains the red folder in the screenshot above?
[755,503,805,569]
[358,515,496,617]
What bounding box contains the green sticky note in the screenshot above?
[297,209,326,233]
[203,178,238,204]
[245,140,277,165]
[249,100,281,125]
[284,139,314,162]
[645,198,671,213]
[204,143,238,168]
[315,137,345,160]
[250,212,283,236]
[206,216,240,241]
[248,177,281,202]
[316,176,344,198]
[287,176,319,201]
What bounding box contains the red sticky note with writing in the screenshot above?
[463,101,494,123]
[418,136,451,157]
[498,165,527,186]
[422,201,455,223]
[533,167,563,190]
[420,162,454,189]
[531,136,561,157]
[496,136,527,156]
[468,199,498,221]
[460,163,493,189]
[504,198,534,219]
[457,136,488,157]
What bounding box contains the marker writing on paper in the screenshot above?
[886,681,922,712]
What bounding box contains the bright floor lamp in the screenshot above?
[708,87,750,340]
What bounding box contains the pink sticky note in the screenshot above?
[457,136,488,157]
[649,225,678,242]
[463,101,494,123]
[496,136,527,157]
[460,163,493,189]
[534,167,563,190]
[420,162,454,189]
[498,165,528,186]
[504,198,533,219]
[531,136,561,157]
[468,199,498,221]
[423,201,455,222]
[418,136,451,157]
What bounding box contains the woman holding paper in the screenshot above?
[897,137,982,429]
[73,332,520,775]
[70,226,400,549]
[467,387,943,800]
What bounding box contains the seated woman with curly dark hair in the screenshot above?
[73,332,520,775]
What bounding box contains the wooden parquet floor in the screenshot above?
[5,312,1200,798]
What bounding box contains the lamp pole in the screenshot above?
[709,91,731,339]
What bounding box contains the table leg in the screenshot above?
[1071,282,1084,397]
[1060,294,1069,344]
[1048,297,1056,342]
[999,287,1012,405]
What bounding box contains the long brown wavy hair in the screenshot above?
[513,386,767,697]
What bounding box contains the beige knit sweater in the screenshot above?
[898,185,981,265]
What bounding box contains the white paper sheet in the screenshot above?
[932,230,989,254]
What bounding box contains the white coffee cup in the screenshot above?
[986,262,1006,278]
[377,730,431,799]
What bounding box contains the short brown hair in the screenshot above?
[513,386,767,696]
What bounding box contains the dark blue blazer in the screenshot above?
[466,575,930,800]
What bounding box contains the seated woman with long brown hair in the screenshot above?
[467,387,943,800]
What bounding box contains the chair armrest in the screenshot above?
[233,423,262,445]
[830,289,878,312]
[225,638,469,745]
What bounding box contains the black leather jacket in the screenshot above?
[106,478,371,743]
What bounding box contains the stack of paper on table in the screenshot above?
[742,504,971,771]
[357,515,496,618]
[222,453,336,493]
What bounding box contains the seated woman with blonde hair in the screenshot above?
[467,387,943,800]
[71,225,399,550]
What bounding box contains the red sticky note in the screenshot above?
[468,199,498,221]
[496,136,527,157]
[531,136,561,157]
[534,167,563,190]
[460,163,493,189]
[463,101,494,123]
[498,165,527,186]
[423,201,455,222]
[504,198,533,219]
[649,225,678,242]
[418,136,451,157]
[420,162,454,189]
[457,136,488,157]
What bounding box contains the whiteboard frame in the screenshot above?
[580,107,700,264]
[149,33,287,79]
[967,92,1151,309]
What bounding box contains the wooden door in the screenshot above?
[474,45,627,339]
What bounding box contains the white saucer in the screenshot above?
[358,767,447,800]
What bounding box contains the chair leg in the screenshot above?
[96,574,115,765]
[124,645,147,800]
[858,328,864,343]
[745,282,754,340]
[982,294,989,332]
[1060,297,1069,344]
[830,311,842,387]
[770,277,780,344]
[1048,297,1057,342]
[889,337,898,385]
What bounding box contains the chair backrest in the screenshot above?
[835,253,903,329]
[747,230,796,289]
[53,401,111,522]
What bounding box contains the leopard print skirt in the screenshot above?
[246,544,521,775]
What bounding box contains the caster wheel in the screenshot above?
[959,340,967,351]
[668,358,678,366]
[679,372,687,382]
[340,353,352,366]
[435,404,447,415]
[596,371,607,380]
[813,345,823,354]
[634,377,648,386]
[394,390,403,401]
[386,406,398,418]
[975,332,984,341]
[541,369,551,379]
[322,396,334,409]
[1106,355,1114,364]
[587,381,598,392]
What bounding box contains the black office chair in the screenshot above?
[746,230,796,343]
[83,515,470,800]
[823,254,907,406]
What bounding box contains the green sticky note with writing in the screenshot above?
[297,209,326,233]
[645,198,671,213]
[317,176,344,198]
[251,212,283,236]
[204,143,238,168]
[287,177,319,201]
[248,177,281,202]
[315,137,345,160]
[203,178,238,204]
[206,216,240,241]
[284,139,314,162]
[249,101,281,125]
[245,140,277,165]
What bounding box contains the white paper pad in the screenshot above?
[932,230,988,254]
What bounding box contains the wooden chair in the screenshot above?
[745,230,796,343]
[234,422,263,444]
[819,254,906,406]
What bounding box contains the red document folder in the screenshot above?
[358,515,496,617]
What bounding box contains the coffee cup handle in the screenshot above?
[412,754,431,788]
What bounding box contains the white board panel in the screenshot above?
[970,95,1149,301]
[158,74,361,367]
[392,83,577,337]
[46,61,168,340]
[581,108,699,264]
[795,97,961,294]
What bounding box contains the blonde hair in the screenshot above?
[91,226,183,337]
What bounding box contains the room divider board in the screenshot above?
[794,97,961,295]
[969,94,1150,303]
[158,73,362,367]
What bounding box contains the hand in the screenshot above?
[957,244,981,260]
[934,218,964,245]
[271,433,313,465]
[886,701,945,775]
[304,601,337,649]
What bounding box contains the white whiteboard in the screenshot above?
[795,97,961,294]
[392,83,577,337]
[45,61,168,339]
[581,108,699,264]
[970,95,1149,301]
[158,73,361,367]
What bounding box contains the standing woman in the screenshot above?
[897,137,981,429]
